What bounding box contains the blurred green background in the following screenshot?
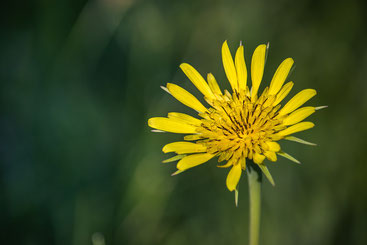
[1,0,367,244]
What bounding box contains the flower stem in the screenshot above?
[247,162,262,245]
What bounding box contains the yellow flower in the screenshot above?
[148,41,321,192]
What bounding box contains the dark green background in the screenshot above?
[1,0,367,244]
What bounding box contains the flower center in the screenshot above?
[196,88,285,163]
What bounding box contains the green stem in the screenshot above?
[247,163,262,245]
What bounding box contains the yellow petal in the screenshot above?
[278,89,317,116]
[166,83,207,113]
[240,157,247,169]
[162,141,207,154]
[269,58,294,95]
[258,164,275,186]
[222,41,238,91]
[217,156,237,168]
[180,63,215,100]
[264,151,277,162]
[251,44,267,99]
[184,134,203,141]
[217,161,234,168]
[253,153,266,164]
[283,107,315,126]
[277,121,315,136]
[148,117,198,134]
[265,141,281,152]
[177,153,215,171]
[226,163,242,191]
[207,73,222,95]
[167,112,202,126]
[273,81,294,106]
[235,45,247,90]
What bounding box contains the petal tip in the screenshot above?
[162,146,168,153]
[147,118,154,127]
[309,89,317,96]
[179,63,189,70]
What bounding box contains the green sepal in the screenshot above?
[277,151,301,164]
[162,154,186,163]
[285,136,316,146]
[258,164,275,186]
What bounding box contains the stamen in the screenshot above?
[196,88,284,165]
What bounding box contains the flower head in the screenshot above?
[148,41,320,191]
